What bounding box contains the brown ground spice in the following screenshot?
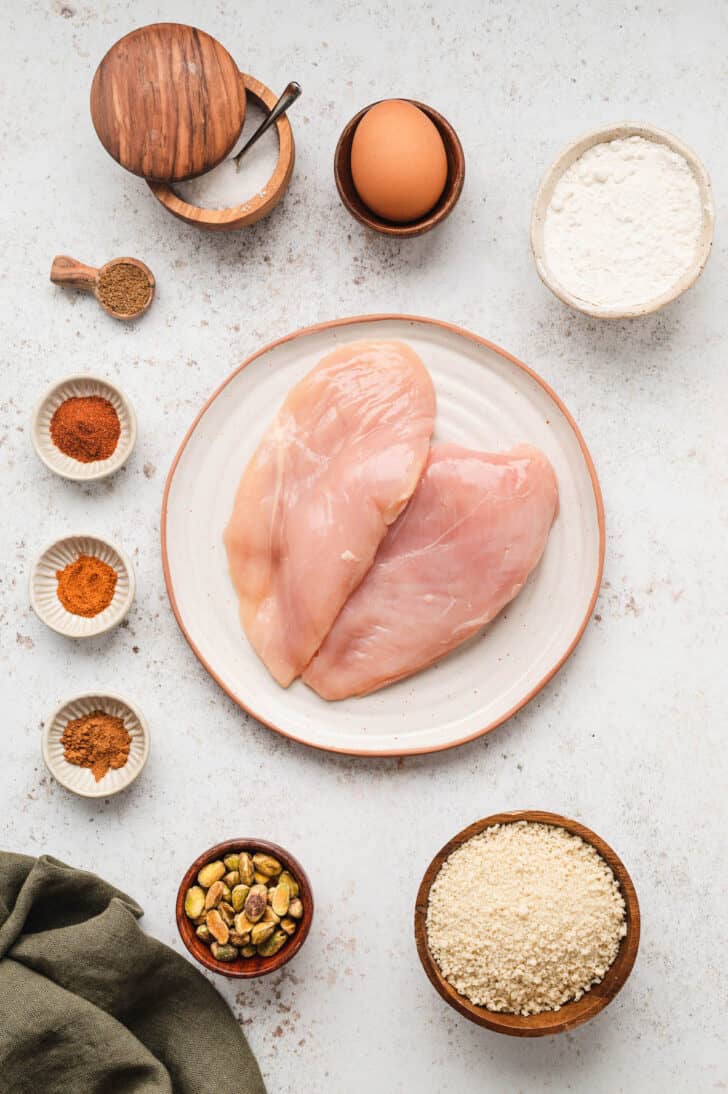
[97,262,152,316]
[56,555,117,617]
[61,710,131,781]
[50,395,121,463]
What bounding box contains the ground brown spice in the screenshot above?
[97,262,152,316]
[61,710,131,781]
[56,555,118,617]
[50,395,121,463]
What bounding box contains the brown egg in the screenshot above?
[350,99,449,224]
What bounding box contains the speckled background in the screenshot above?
[2,2,726,1091]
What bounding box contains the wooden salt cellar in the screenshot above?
[149,72,295,230]
[89,22,295,230]
[91,23,246,181]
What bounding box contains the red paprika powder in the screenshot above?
[50,395,120,463]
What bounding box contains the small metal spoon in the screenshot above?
[234,81,302,171]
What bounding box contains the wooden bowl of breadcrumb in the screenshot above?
[414,811,640,1036]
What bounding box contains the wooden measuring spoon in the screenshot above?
[50,255,155,320]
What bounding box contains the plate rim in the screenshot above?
[161,314,605,757]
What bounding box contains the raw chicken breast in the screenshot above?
[224,340,436,686]
[302,444,558,700]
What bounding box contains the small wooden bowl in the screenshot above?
[149,73,295,231]
[531,122,714,319]
[176,838,313,978]
[414,811,640,1036]
[334,99,465,237]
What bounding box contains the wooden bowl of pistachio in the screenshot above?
[176,839,313,978]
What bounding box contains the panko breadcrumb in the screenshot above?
[425,821,627,1015]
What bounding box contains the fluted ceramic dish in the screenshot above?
[31,374,136,481]
[30,534,135,637]
[43,692,149,798]
[531,122,714,319]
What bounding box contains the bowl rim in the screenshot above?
[29,532,136,638]
[334,98,465,238]
[530,121,714,319]
[176,838,314,978]
[414,810,640,1036]
[42,690,150,799]
[31,372,137,481]
[148,72,295,229]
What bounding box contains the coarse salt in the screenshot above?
[426,821,627,1015]
[173,103,280,211]
[543,135,703,309]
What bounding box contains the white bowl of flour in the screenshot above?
[531,123,714,319]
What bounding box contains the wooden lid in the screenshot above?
[90,23,246,182]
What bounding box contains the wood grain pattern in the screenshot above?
[50,255,98,293]
[149,72,295,230]
[50,255,155,320]
[176,838,313,979]
[90,23,246,182]
[414,811,640,1036]
[335,100,465,237]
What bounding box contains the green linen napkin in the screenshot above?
[0,852,266,1094]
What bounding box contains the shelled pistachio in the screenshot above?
[231,884,250,912]
[211,942,237,962]
[257,929,288,957]
[184,886,205,919]
[198,861,225,889]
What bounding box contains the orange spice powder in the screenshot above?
[56,555,117,617]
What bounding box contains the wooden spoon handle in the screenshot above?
[50,255,99,293]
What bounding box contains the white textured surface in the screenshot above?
[1,2,726,1092]
[165,316,601,753]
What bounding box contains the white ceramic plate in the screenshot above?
[162,316,604,756]
[43,692,149,798]
[30,534,135,637]
[31,374,136,481]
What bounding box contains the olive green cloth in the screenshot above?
[0,853,266,1094]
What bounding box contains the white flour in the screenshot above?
[173,103,279,210]
[543,136,703,309]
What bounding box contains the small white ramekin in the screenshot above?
[531,122,714,319]
[43,692,149,798]
[31,374,136,481]
[30,534,135,638]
